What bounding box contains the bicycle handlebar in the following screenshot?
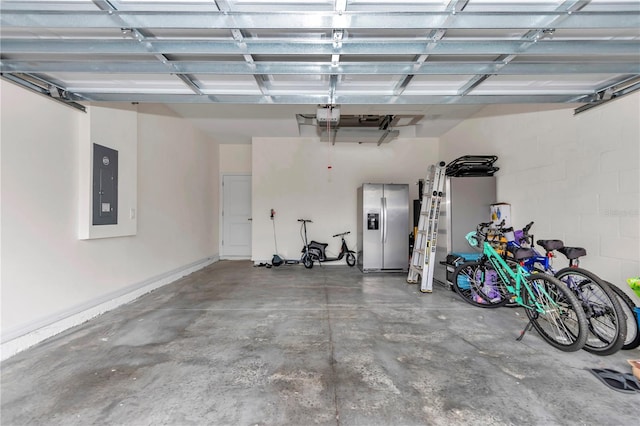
[476,219,506,237]
[332,231,350,238]
[522,221,534,235]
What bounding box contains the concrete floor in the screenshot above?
[1,260,639,426]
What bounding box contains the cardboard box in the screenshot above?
[628,359,640,380]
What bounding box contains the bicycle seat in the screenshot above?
[558,246,587,259]
[537,239,564,252]
[508,246,536,261]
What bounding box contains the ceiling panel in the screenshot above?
[196,74,262,94]
[404,75,479,95]
[471,74,630,95]
[48,72,192,93]
[463,0,568,12]
[0,0,638,138]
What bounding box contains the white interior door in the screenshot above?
[221,174,252,258]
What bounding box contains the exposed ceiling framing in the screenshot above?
[1,0,639,137]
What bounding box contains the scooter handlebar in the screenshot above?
[332,231,350,238]
[297,219,313,223]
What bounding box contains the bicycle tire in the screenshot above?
[520,273,588,352]
[555,268,626,356]
[605,281,640,350]
[451,261,510,308]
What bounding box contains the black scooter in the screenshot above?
[298,219,356,269]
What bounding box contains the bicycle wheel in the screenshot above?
[605,281,640,350]
[555,268,626,356]
[451,261,510,308]
[521,273,588,352]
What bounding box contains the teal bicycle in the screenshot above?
[452,222,588,352]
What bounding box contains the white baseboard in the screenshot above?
[1,255,218,362]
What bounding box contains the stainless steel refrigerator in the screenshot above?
[357,184,409,272]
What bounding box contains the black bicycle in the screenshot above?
[604,282,640,350]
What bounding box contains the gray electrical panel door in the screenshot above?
[92,143,118,225]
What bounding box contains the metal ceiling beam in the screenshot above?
[3,60,637,75]
[90,0,205,96]
[65,92,586,104]
[5,39,637,57]
[574,75,640,113]
[575,82,640,113]
[214,1,273,101]
[457,0,592,96]
[330,0,348,106]
[2,11,638,30]
[1,73,87,111]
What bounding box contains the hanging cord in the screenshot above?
[326,106,334,180]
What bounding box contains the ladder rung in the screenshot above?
[409,163,446,288]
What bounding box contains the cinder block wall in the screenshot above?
[440,93,640,301]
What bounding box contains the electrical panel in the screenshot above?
[92,143,118,225]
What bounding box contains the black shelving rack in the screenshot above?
[445,155,499,177]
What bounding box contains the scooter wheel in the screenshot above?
[346,253,356,267]
[303,255,313,269]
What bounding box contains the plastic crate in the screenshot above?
[453,264,501,304]
[457,274,471,290]
[449,252,483,262]
[444,253,483,284]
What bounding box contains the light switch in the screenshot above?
[130,208,136,219]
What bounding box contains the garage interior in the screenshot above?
[1,0,640,425]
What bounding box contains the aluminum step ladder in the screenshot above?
[407,161,446,293]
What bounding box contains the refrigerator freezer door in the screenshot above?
[361,184,384,270]
[382,184,409,270]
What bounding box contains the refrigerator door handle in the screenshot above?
[382,197,388,243]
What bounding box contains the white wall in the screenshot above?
[1,81,219,353]
[78,103,138,239]
[440,93,640,301]
[220,144,252,174]
[252,137,439,263]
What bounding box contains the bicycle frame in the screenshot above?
[504,227,596,302]
[481,240,556,314]
[503,229,551,273]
